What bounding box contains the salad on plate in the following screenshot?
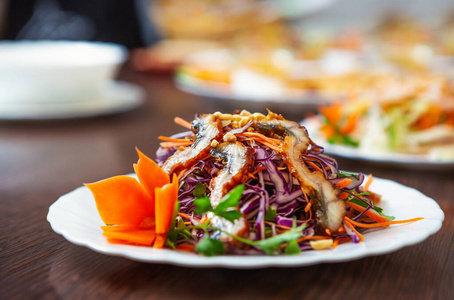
[85,110,423,256]
[305,74,454,162]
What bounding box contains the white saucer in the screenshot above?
[0,80,145,120]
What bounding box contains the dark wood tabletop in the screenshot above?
[1,65,453,300]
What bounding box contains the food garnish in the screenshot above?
[313,77,454,159]
[86,110,423,255]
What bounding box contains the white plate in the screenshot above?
[0,80,144,120]
[47,174,443,269]
[302,118,454,170]
[175,71,336,107]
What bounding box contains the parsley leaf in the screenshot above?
[164,201,181,250]
[337,171,359,179]
[193,182,207,198]
[265,206,277,222]
[214,184,244,215]
[194,197,213,215]
[216,210,243,222]
[256,224,307,255]
[284,239,301,255]
[195,236,225,256]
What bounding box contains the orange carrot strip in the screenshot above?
[264,221,292,230]
[200,215,208,225]
[178,212,201,221]
[158,136,192,143]
[174,117,192,129]
[304,201,312,212]
[334,178,353,189]
[239,132,281,145]
[344,219,365,242]
[346,207,355,218]
[85,175,152,227]
[332,237,350,248]
[319,104,342,124]
[103,229,156,246]
[155,174,179,234]
[346,201,389,223]
[305,160,324,173]
[248,166,267,179]
[153,233,166,248]
[135,148,170,211]
[260,142,282,152]
[344,216,424,228]
[339,114,357,135]
[236,136,281,152]
[364,174,374,191]
[177,168,188,180]
[338,224,345,233]
[101,225,137,232]
[339,192,349,200]
[160,141,193,148]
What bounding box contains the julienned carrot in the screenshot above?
[339,192,349,200]
[332,237,350,248]
[334,178,352,190]
[305,160,324,173]
[134,148,170,203]
[319,103,342,124]
[304,201,312,212]
[103,229,156,246]
[346,201,389,223]
[174,117,192,129]
[158,136,192,143]
[344,219,365,242]
[344,216,424,228]
[239,132,280,144]
[155,174,179,234]
[85,176,152,227]
[178,212,201,222]
[160,141,193,148]
[248,166,267,178]
[364,174,374,191]
[339,114,357,135]
[238,132,282,151]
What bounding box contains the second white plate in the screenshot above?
[301,118,454,170]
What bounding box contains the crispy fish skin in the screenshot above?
[162,114,223,175]
[208,142,255,245]
[257,117,345,233]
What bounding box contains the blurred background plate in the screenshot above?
[175,68,337,106]
[0,80,145,120]
[302,118,454,171]
[0,40,128,105]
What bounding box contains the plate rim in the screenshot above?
[0,80,145,120]
[47,175,444,269]
[300,118,454,168]
[175,66,339,105]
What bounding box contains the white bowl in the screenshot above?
[0,40,128,104]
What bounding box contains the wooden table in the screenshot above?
[1,66,452,299]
